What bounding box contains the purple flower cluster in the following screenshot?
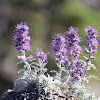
[66,27,81,58]
[85,26,99,53]
[13,22,31,52]
[52,27,81,65]
[52,34,68,65]
[35,48,49,63]
[70,59,86,83]
[52,34,66,52]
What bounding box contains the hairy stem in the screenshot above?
[58,62,62,80]
[22,50,31,72]
[85,45,92,78]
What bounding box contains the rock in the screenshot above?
[0,82,78,100]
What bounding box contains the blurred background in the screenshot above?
[0,0,100,97]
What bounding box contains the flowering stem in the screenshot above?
[85,46,92,77]
[22,50,31,72]
[39,59,43,76]
[84,26,99,77]
[58,62,62,80]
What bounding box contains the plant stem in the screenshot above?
[39,59,43,76]
[58,62,62,80]
[85,46,92,78]
[22,50,31,72]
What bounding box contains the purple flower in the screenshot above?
[35,48,49,62]
[69,45,81,57]
[85,26,98,40]
[13,22,31,52]
[52,34,68,65]
[85,26,99,53]
[66,27,81,58]
[89,38,99,53]
[70,59,86,83]
[52,34,66,52]
[66,27,80,46]
[52,27,81,65]
[54,50,68,65]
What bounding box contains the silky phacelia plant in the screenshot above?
[51,26,100,99]
[13,22,49,93]
[11,22,100,100]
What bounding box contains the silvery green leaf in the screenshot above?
[91,64,97,71]
[61,67,66,71]
[89,64,97,71]
[30,62,40,66]
[24,64,28,70]
[34,67,40,72]
[83,56,88,60]
[83,77,89,83]
[87,61,97,71]
[61,76,69,81]
[17,61,24,65]
[26,56,35,61]
[31,65,35,68]
[87,66,90,70]
[42,63,47,67]
[43,68,47,73]
[50,70,57,73]
[18,69,25,74]
[87,75,100,80]
[43,80,47,86]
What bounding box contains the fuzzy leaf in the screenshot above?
[50,70,57,73]
[30,62,40,66]
[17,61,24,65]
[42,63,47,68]
[87,75,100,80]
[43,68,47,73]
